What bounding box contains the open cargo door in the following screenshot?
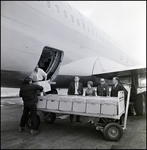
[37,46,64,81]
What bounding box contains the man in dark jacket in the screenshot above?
[18,77,43,135]
[67,76,83,123]
[97,78,109,96]
[111,77,128,97]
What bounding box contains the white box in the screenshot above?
[59,96,74,111]
[46,99,59,110]
[73,96,87,113]
[101,99,118,115]
[46,94,60,110]
[37,96,47,109]
[86,97,101,114]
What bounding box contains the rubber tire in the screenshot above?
[134,94,145,115]
[26,114,40,129]
[44,112,56,123]
[103,122,123,141]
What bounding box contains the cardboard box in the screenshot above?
[46,94,59,110]
[101,99,118,115]
[34,80,51,92]
[37,96,47,109]
[59,96,74,111]
[47,99,59,110]
[86,97,101,114]
[73,96,87,113]
[46,94,60,110]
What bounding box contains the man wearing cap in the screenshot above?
[18,77,43,135]
[97,78,109,96]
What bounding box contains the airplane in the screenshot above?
[1,1,146,114]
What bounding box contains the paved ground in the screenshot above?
[1,98,146,149]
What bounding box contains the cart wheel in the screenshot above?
[44,112,56,123]
[103,122,123,141]
[26,114,40,129]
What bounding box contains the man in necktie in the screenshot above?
[111,77,128,97]
[67,76,83,123]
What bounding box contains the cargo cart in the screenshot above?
[26,88,131,141]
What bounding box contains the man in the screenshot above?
[67,76,83,123]
[97,78,109,96]
[111,77,128,97]
[30,65,47,82]
[18,77,43,135]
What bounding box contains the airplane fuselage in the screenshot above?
[1,1,140,88]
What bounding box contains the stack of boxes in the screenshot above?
[37,95,120,116]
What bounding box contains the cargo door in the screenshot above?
[37,46,64,81]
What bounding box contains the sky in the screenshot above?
[67,1,146,66]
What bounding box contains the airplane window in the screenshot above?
[46,1,51,9]
[83,23,85,30]
[63,10,67,19]
[77,19,80,26]
[71,15,74,23]
[55,4,60,14]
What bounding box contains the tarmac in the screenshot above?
[1,97,146,149]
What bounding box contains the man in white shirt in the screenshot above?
[30,65,47,82]
[67,76,83,123]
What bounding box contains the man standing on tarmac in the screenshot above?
[111,77,128,97]
[67,76,83,123]
[97,78,109,96]
[18,77,43,135]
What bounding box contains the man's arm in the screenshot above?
[119,83,128,98]
[40,69,47,80]
[34,84,44,92]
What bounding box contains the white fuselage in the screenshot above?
[1,1,140,87]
